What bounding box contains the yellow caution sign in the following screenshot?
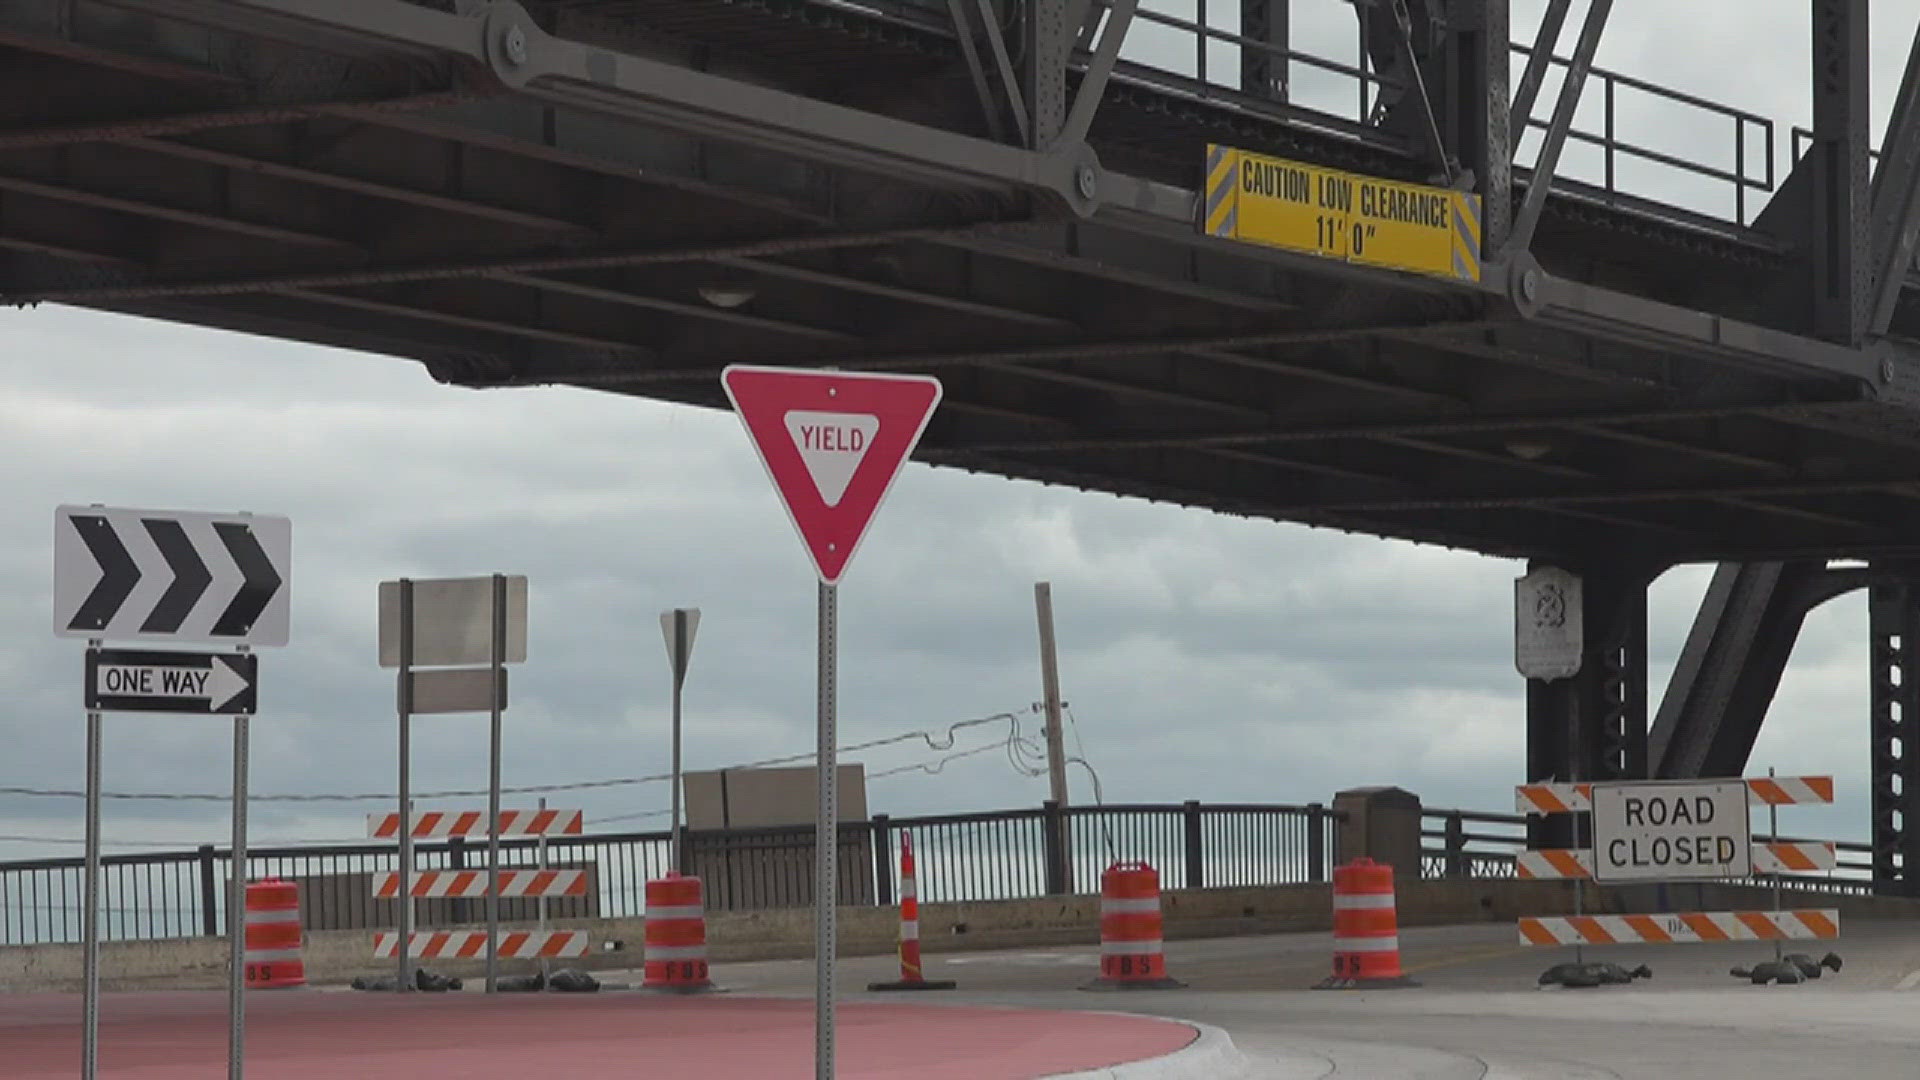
[1204,144,1481,283]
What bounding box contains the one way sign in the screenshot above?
[85,649,258,714]
[54,506,290,647]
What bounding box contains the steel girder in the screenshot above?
[1811,0,1872,345]
[1505,0,1609,256]
[1870,582,1920,897]
[1525,562,1655,850]
[1868,21,1920,338]
[1240,0,1286,104]
[1648,561,1825,780]
[10,0,1920,565]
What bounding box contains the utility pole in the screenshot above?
[1034,583,1072,886]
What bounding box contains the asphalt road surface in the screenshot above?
[608,918,1920,1078]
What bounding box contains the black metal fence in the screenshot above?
[0,800,1336,946]
[1420,808,1877,894]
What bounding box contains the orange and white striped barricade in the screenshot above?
[366,808,591,975]
[243,878,305,989]
[373,868,589,900]
[1514,775,1842,985]
[373,929,589,961]
[1314,857,1417,989]
[868,831,956,991]
[642,874,715,993]
[367,808,585,841]
[1516,842,1839,881]
[1518,910,1840,947]
[1081,861,1185,991]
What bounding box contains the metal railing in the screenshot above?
[1508,43,1774,228]
[852,0,1783,229]
[1,799,1337,946]
[1420,808,1877,895]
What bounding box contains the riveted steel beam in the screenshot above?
[1509,0,1571,130]
[1506,0,1611,256]
[1240,0,1287,102]
[1869,23,1920,337]
[1524,270,1884,386]
[126,0,1114,219]
[1808,0,1872,344]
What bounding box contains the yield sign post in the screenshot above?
[721,364,942,1080]
[660,607,700,873]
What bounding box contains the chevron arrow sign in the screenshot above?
[54,505,291,647]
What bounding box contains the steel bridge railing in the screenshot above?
[1420,808,1877,895]
[847,1,1785,230]
[0,800,1338,946]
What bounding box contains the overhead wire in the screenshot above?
[0,707,1029,805]
[0,708,1060,848]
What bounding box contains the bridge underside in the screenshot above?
[10,1,1920,889]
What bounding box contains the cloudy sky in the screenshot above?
[3,2,1914,867]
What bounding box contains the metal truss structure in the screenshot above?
[6,0,1920,889]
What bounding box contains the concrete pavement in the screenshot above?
[594,918,1920,1077]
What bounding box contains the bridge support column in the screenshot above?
[1240,1,1287,103]
[1868,583,1920,897]
[1525,564,1651,848]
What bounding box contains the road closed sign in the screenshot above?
[1590,781,1751,883]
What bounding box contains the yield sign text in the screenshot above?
[721,366,942,583]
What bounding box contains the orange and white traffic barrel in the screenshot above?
[242,878,305,990]
[1081,861,1185,991]
[1315,857,1417,989]
[868,831,956,991]
[642,874,714,993]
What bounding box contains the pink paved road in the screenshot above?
[6,990,1196,1078]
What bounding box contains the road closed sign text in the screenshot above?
[1590,781,1751,883]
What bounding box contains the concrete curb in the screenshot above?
[1041,1018,1253,1079]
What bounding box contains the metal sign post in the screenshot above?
[377,573,527,989]
[56,505,289,1080]
[81,655,102,1080]
[228,679,249,1080]
[486,572,505,995]
[719,365,942,1080]
[395,577,415,993]
[659,608,701,874]
[815,581,838,1079]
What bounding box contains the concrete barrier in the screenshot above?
[5,878,1912,991]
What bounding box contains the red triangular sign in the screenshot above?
[722,365,943,583]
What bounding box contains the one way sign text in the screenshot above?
[86,649,258,714]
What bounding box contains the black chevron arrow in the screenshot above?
[212,521,281,637]
[66,515,139,632]
[140,518,211,633]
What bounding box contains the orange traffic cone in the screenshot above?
[868,831,955,991]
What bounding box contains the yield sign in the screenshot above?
[721,365,942,583]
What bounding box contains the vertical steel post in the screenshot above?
[1240,0,1287,103]
[1034,583,1071,882]
[815,581,838,1080]
[395,578,414,991]
[1808,0,1871,344]
[537,795,550,982]
[228,705,249,1080]
[671,611,686,875]
[1768,767,1783,962]
[485,572,505,994]
[81,676,102,1080]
